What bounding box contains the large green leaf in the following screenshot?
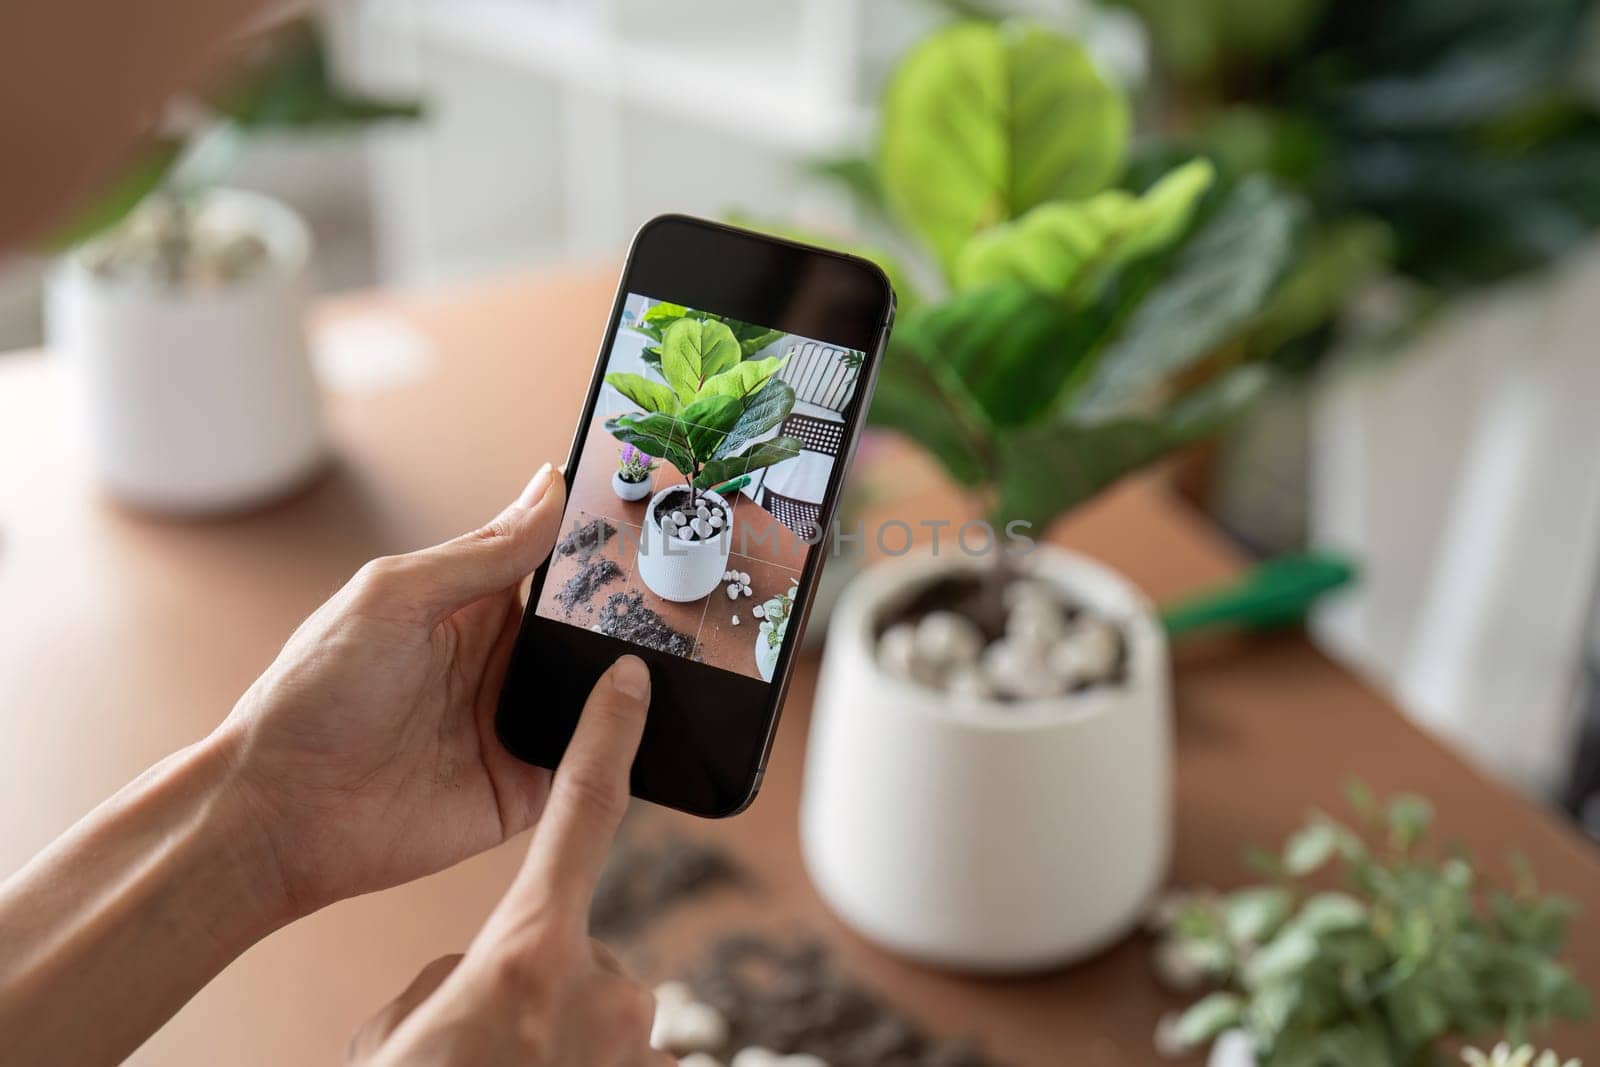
[732,325,785,357]
[1072,177,1302,420]
[866,339,990,487]
[878,22,1130,272]
[661,318,742,404]
[695,436,804,490]
[605,371,680,415]
[696,355,788,403]
[47,139,182,249]
[678,394,743,461]
[895,284,1107,428]
[637,301,689,343]
[712,380,796,460]
[994,366,1268,529]
[216,19,422,129]
[605,413,695,478]
[953,158,1216,300]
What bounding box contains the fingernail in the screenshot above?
[612,655,651,700]
[515,463,554,508]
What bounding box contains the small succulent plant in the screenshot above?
[1151,783,1591,1066]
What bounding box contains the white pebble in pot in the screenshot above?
[649,982,728,1054]
[671,511,686,526]
[693,517,713,538]
[1049,618,1121,686]
[913,610,984,668]
[981,638,1066,700]
[730,1050,831,1067]
[877,622,919,682]
[1006,595,1067,649]
[679,1055,725,1067]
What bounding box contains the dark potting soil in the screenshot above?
[686,935,1001,1067]
[597,590,694,657]
[557,516,617,559]
[555,556,622,613]
[589,833,744,941]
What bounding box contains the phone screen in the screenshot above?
[498,215,892,818]
[531,292,865,684]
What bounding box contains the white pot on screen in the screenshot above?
[613,471,652,501]
[636,486,734,602]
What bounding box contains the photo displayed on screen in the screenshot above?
[535,293,864,682]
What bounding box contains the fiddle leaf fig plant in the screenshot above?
[605,317,801,509]
[791,21,1305,535]
[632,302,785,373]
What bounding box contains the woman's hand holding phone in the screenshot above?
[0,463,665,1065]
[346,655,670,1067]
[222,462,574,914]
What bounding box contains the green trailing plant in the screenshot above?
[1152,784,1592,1066]
[606,317,801,513]
[1112,0,1600,295]
[56,17,420,270]
[756,21,1306,535]
[759,579,799,652]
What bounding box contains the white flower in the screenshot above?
[1462,1043,1581,1067]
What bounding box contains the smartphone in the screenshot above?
[496,215,895,818]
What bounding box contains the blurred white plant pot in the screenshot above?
[800,547,1171,972]
[636,487,732,602]
[46,189,326,513]
[613,472,652,501]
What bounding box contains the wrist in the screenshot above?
[186,725,306,931]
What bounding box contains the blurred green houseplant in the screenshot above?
[1119,0,1600,295]
[58,17,419,274]
[771,21,1306,534]
[1153,785,1591,1065]
[933,0,1600,369]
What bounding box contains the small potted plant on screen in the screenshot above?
[613,443,656,501]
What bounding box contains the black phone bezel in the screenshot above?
[495,214,895,818]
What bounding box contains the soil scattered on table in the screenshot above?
[556,557,623,613]
[557,516,617,560]
[590,834,744,940]
[598,590,694,657]
[686,935,1000,1067]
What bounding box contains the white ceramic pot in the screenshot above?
[46,189,325,513]
[635,486,733,602]
[800,547,1171,972]
[613,471,652,501]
